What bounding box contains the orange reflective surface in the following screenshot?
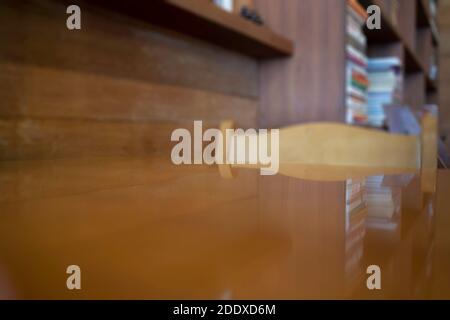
[0,157,449,299]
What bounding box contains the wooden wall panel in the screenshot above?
[0,0,259,161]
[0,118,204,160]
[0,63,256,126]
[255,0,346,128]
[416,28,433,74]
[405,72,426,110]
[397,0,417,50]
[0,0,258,98]
[439,0,450,147]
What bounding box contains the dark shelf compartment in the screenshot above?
[87,0,294,59]
[417,0,439,45]
[358,0,437,89]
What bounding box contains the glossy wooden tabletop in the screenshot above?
[0,156,449,299]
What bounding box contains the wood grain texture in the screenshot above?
[258,176,346,299]
[0,159,262,299]
[397,0,417,50]
[83,0,293,59]
[0,63,257,125]
[405,72,426,109]
[0,118,260,160]
[0,0,263,298]
[439,0,450,147]
[1,159,449,299]
[255,0,346,128]
[416,28,433,75]
[0,0,259,161]
[0,0,258,99]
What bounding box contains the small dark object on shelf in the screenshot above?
[240,6,263,25]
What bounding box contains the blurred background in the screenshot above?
[1,0,450,300]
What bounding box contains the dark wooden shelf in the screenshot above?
[417,0,439,45]
[88,0,294,59]
[427,78,438,91]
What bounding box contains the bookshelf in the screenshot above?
[63,0,440,129]
[1,0,439,157]
[252,0,439,130]
[86,0,294,59]
[358,0,439,105]
[417,0,440,45]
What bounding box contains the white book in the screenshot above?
[347,45,368,65]
[213,0,233,12]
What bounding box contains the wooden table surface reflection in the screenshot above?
[0,156,449,299]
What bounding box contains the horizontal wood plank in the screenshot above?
[0,0,259,98]
[0,118,251,160]
[0,63,257,126]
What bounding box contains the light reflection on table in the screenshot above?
[0,156,448,299]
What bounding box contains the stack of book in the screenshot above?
[346,0,369,125]
[365,176,401,232]
[367,57,403,127]
[345,178,367,278]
